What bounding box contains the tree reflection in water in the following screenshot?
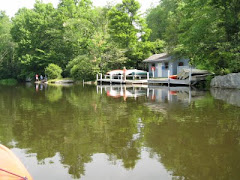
[0,84,239,179]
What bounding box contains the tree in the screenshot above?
[108,0,152,68]
[67,55,98,81]
[0,11,17,79]
[146,0,240,74]
[11,2,61,78]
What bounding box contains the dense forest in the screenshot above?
[0,0,239,81]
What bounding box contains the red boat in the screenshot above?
[169,75,178,79]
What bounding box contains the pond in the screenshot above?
[0,83,240,180]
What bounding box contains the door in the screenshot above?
[157,63,162,77]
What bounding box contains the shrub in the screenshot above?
[0,79,18,85]
[67,55,99,81]
[45,63,62,79]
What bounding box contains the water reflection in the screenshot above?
[211,88,240,107]
[97,85,206,105]
[97,85,147,101]
[35,83,48,92]
[0,84,239,180]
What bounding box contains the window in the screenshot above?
[164,62,169,69]
[178,62,184,66]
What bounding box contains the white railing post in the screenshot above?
[96,74,99,81]
[168,70,170,87]
[147,72,149,80]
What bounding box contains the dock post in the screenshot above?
[100,73,102,85]
[147,72,149,80]
[110,74,112,84]
[189,66,192,86]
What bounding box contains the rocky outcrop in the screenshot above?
[210,73,240,89]
[54,79,74,84]
[210,88,240,107]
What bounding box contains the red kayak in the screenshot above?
[0,145,32,180]
[169,75,178,79]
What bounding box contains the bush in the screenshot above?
[0,79,18,86]
[67,55,99,81]
[45,63,62,79]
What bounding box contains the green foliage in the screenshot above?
[97,42,127,73]
[1,0,161,80]
[46,86,63,102]
[107,0,153,67]
[2,0,239,80]
[146,0,240,74]
[67,55,99,81]
[0,79,17,85]
[45,63,63,79]
[0,11,18,79]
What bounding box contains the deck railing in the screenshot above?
[97,73,149,81]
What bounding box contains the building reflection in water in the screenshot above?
[97,85,147,101]
[97,85,206,105]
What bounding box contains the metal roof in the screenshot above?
[143,53,172,63]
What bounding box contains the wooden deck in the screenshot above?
[148,78,190,85]
[97,69,210,86]
[148,75,208,85]
[97,79,148,84]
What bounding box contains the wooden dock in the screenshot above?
[97,79,148,84]
[148,78,189,85]
[97,69,211,86]
[148,75,209,86]
[96,73,148,84]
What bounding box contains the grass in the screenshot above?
[0,79,18,86]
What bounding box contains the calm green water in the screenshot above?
[0,83,240,180]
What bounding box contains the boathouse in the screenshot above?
[143,53,190,78]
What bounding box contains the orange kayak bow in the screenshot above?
[0,145,32,180]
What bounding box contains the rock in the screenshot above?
[25,77,32,82]
[210,73,240,89]
[210,88,240,107]
[54,80,74,84]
